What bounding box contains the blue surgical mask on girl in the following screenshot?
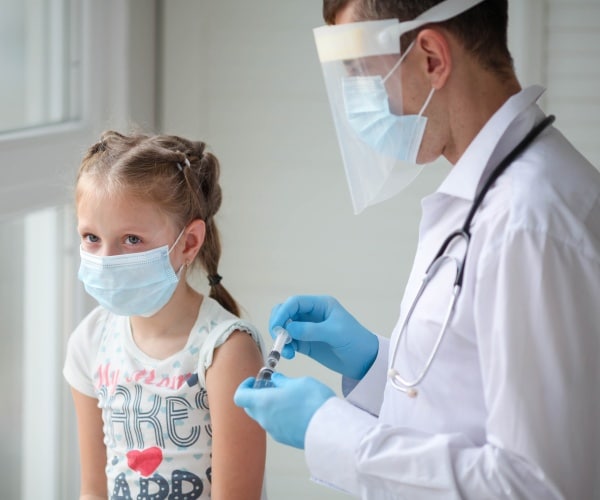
[342,42,435,164]
[78,229,186,317]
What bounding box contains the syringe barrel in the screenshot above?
[252,327,291,389]
[272,326,291,354]
[253,367,274,388]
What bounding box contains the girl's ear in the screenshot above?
[182,219,206,264]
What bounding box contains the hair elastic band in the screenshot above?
[208,274,222,287]
[176,157,191,172]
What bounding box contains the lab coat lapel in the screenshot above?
[436,85,547,202]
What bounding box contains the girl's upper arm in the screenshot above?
[205,330,266,500]
[71,388,108,499]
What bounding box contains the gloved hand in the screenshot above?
[234,373,335,449]
[270,295,379,380]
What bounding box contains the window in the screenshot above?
[0,1,157,498]
[0,206,83,499]
[546,0,600,166]
[0,0,79,133]
[509,0,600,167]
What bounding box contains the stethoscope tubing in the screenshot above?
[388,114,556,396]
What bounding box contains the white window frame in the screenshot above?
[0,1,157,498]
[0,0,157,219]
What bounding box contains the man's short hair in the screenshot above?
[323,0,514,79]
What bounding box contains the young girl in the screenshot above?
[63,131,267,499]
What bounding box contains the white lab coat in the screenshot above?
[305,86,600,499]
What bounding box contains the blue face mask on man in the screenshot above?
[78,229,185,317]
[342,42,436,164]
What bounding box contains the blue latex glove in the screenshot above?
[269,295,379,380]
[234,373,335,449]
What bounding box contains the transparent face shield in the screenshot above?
[313,0,485,214]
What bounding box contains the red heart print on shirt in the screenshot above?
[126,447,163,477]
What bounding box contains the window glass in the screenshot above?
[0,206,81,499]
[0,0,151,496]
[0,213,25,499]
[0,0,79,133]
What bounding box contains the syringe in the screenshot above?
[253,326,292,388]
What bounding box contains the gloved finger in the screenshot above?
[269,371,291,386]
[233,377,257,408]
[284,319,328,343]
[269,295,331,332]
[290,337,314,357]
[237,376,255,390]
[234,385,275,428]
[281,342,296,359]
[282,334,326,360]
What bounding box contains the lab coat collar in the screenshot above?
[436,85,546,201]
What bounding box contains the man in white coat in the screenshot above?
[235,0,600,498]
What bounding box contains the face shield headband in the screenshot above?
[313,0,486,214]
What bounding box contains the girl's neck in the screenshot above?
[129,283,203,359]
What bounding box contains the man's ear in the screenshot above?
[182,219,206,264]
[416,28,452,90]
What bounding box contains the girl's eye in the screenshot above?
[126,235,141,245]
[83,234,99,243]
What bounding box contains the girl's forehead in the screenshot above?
[77,183,171,226]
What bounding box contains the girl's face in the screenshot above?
[76,183,180,258]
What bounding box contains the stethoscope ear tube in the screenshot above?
[463,114,556,233]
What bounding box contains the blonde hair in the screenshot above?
[76,130,240,316]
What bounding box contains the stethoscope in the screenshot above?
[387,114,556,397]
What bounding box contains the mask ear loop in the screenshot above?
[380,39,434,118]
[382,40,416,83]
[167,227,188,277]
[167,227,186,255]
[418,87,436,117]
[176,262,188,279]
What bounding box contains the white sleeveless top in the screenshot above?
[64,297,267,499]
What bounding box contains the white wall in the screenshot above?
[158,1,599,498]
[159,2,448,498]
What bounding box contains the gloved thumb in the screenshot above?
[237,376,255,389]
[233,377,257,408]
